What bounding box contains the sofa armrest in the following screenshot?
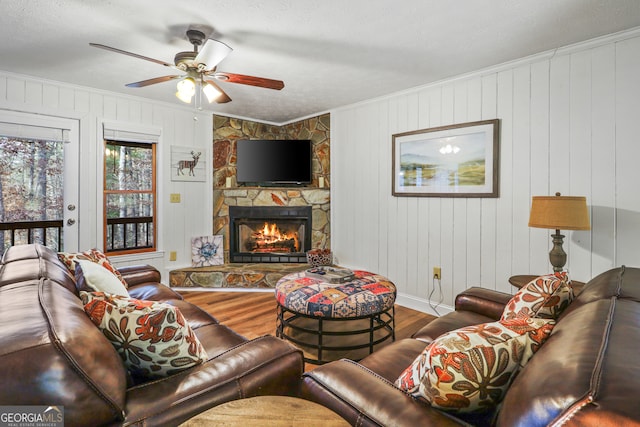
[301,360,466,427]
[122,335,303,426]
[454,287,512,320]
[118,264,162,287]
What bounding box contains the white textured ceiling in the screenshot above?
[1,0,640,124]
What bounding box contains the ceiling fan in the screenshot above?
[90,29,284,105]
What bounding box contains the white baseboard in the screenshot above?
[395,292,453,317]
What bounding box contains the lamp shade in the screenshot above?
[176,77,196,103]
[202,81,222,103]
[528,194,590,230]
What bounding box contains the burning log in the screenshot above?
[247,221,300,253]
[249,237,298,253]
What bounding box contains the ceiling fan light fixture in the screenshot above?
[176,77,196,103]
[202,81,222,103]
[90,29,284,108]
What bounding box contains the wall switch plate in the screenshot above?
[170,193,181,203]
[433,267,441,280]
[169,251,177,261]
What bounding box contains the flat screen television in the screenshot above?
[236,139,312,185]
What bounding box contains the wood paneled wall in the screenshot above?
[330,29,640,313]
[0,72,213,280]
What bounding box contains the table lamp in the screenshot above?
[528,192,590,272]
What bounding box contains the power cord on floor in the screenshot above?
[429,276,443,316]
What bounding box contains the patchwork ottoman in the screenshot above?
[275,270,396,364]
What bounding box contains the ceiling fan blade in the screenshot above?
[204,79,232,103]
[126,75,182,88]
[195,39,233,70]
[90,43,178,69]
[213,72,285,90]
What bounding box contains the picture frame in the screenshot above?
[392,119,500,197]
[191,235,224,267]
[171,145,206,182]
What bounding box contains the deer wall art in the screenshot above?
[177,151,201,177]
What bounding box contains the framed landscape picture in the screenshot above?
[392,119,500,197]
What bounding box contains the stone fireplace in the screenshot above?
[169,113,331,289]
[214,188,330,263]
[229,206,312,263]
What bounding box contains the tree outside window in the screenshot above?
[104,140,156,253]
[0,136,63,252]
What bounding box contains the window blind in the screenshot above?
[102,122,160,144]
[0,122,70,142]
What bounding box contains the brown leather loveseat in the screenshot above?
[301,267,640,426]
[0,244,303,426]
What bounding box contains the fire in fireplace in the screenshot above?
[241,221,300,253]
[229,206,312,263]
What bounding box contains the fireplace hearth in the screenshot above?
[229,206,312,263]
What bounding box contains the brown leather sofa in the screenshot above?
[301,266,640,426]
[0,244,303,427]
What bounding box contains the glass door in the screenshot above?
[0,111,79,253]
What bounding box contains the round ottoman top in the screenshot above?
[275,270,396,318]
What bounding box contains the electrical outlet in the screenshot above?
[433,266,441,280]
[169,251,177,261]
[170,193,181,203]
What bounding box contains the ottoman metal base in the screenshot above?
[276,303,395,365]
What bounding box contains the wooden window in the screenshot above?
[103,140,156,254]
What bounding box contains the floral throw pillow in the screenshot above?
[395,317,555,413]
[58,251,92,272]
[396,341,432,394]
[59,248,128,288]
[81,292,208,378]
[501,272,573,321]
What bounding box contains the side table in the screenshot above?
[508,275,585,295]
[179,396,349,426]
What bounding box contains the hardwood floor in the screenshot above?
[181,290,283,339]
[180,290,436,369]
